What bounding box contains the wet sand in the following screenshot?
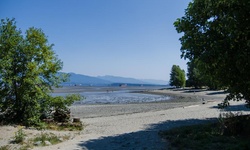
[70,88,227,119]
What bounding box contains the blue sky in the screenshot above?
[1,0,191,81]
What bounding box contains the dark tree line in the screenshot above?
[186,59,223,90]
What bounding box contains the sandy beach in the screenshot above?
[1,88,249,150]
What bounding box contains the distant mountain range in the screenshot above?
[60,72,167,86]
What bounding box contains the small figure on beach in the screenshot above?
[201,98,206,104]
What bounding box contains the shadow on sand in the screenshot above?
[181,89,227,95]
[210,103,250,112]
[77,102,249,150]
[206,91,227,95]
[181,89,206,93]
[78,118,217,150]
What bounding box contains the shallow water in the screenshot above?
[52,86,170,104]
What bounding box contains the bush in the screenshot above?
[46,94,82,123]
[218,112,250,136]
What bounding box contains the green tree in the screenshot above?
[169,65,186,88]
[0,18,81,126]
[186,59,203,88]
[174,0,250,106]
[186,59,222,89]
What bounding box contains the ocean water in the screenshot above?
[52,86,170,104]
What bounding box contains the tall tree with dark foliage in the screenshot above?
[174,0,250,106]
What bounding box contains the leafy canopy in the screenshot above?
[174,0,250,106]
[0,18,81,126]
[186,59,204,88]
[186,59,222,90]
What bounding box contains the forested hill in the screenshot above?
[60,72,167,86]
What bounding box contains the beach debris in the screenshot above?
[34,141,42,146]
[73,117,81,123]
[44,140,52,146]
[201,98,206,104]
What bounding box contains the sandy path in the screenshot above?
[33,90,249,150]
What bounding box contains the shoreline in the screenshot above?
[44,89,248,150]
[70,89,227,119]
[3,88,246,150]
[53,86,227,106]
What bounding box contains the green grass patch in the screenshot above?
[32,132,69,146]
[161,114,250,150]
[13,127,26,144]
[37,121,84,131]
[7,122,82,149]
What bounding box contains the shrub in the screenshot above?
[218,112,250,136]
[13,127,26,144]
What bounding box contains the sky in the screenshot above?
[0,0,192,81]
